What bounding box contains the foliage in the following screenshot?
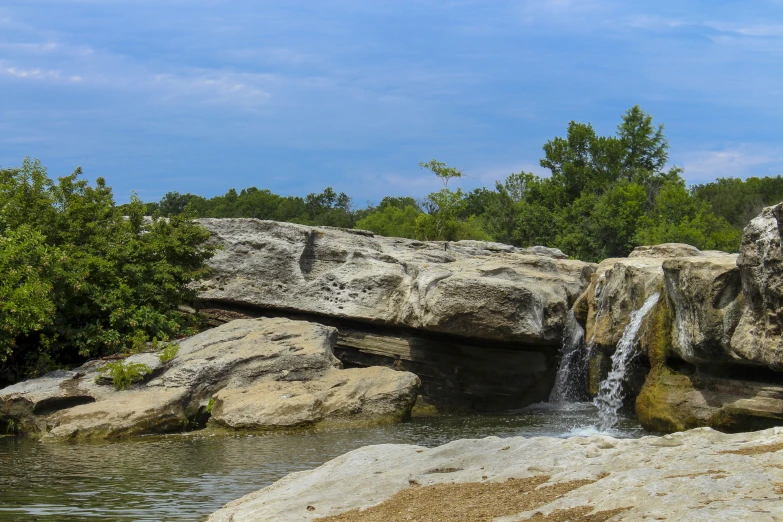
[692,175,783,229]
[419,159,463,187]
[157,342,180,364]
[0,158,216,381]
[98,360,152,391]
[356,198,422,239]
[132,185,358,228]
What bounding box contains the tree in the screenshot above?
[356,204,421,239]
[0,158,216,381]
[617,105,668,175]
[419,159,463,187]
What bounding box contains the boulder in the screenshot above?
[574,244,735,397]
[207,427,783,521]
[662,254,742,364]
[0,318,420,441]
[572,203,783,433]
[577,244,733,353]
[731,204,783,368]
[211,367,420,429]
[196,219,595,345]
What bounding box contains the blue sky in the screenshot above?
[1,1,781,205]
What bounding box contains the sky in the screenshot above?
[1,1,781,205]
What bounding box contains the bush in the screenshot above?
[157,343,180,364]
[0,158,216,381]
[98,361,152,391]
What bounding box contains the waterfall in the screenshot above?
[594,293,659,431]
[549,311,587,402]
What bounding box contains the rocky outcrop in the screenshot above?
[207,427,783,521]
[0,318,419,441]
[576,244,735,354]
[196,219,593,344]
[195,219,595,411]
[731,204,783,368]
[575,203,783,433]
[574,244,737,396]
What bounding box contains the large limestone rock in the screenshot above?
[635,204,783,433]
[0,318,420,441]
[574,203,783,433]
[574,244,736,396]
[208,427,783,521]
[211,367,419,430]
[196,219,595,345]
[731,204,783,368]
[663,254,743,364]
[576,244,735,354]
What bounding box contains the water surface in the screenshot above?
[0,403,643,522]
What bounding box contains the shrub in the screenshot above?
[0,158,216,381]
[157,343,180,364]
[98,361,152,391]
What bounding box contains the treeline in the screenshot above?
[137,106,781,261]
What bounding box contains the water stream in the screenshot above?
[0,406,643,521]
[549,311,587,402]
[0,277,660,521]
[594,293,660,431]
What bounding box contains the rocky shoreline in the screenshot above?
[5,203,783,439]
[208,426,783,521]
[4,203,783,520]
[0,317,419,441]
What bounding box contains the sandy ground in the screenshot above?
[315,475,627,522]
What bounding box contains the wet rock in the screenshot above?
[663,254,742,364]
[207,427,783,521]
[579,244,733,354]
[0,318,420,441]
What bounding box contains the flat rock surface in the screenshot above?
[0,318,420,441]
[196,219,595,345]
[208,427,783,522]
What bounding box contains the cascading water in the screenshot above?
[549,311,587,402]
[594,293,659,431]
[549,275,606,403]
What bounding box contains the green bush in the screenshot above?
[0,158,216,381]
[98,361,152,391]
[157,343,180,364]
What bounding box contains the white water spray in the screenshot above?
[594,293,659,431]
[549,311,587,402]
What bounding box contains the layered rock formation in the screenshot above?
[208,426,783,521]
[0,318,419,441]
[195,219,595,410]
[578,203,783,433]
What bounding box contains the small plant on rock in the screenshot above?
[99,361,151,390]
[157,343,180,364]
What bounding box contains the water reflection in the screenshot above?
[0,404,643,522]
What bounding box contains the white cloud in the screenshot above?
[623,14,685,30]
[679,147,781,183]
[706,22,783,38]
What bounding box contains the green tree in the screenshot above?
[356,204,421,238]
[419,159,464,187]
[0,159,216,380]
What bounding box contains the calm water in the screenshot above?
[0,403,644,522]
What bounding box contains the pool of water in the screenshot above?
[0,402,644,522]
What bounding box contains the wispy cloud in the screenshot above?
[1,65,82,83]
[681,147,781,183]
